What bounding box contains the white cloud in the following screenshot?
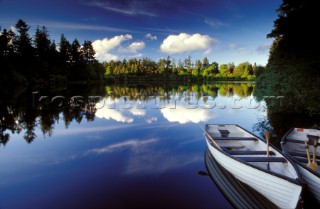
[95,99,134,123]
[85,138,158,155]
[95,108,134,123]
[205,18,226,28]
[145,33,157,40]
[10,26,17,33]
[119,41,145,53]
[146,117,157,124]
[160,33,218,54]
[92,34,132,62]
[160,105,216,124]
[128,108,146,116]
[99,53,119,61]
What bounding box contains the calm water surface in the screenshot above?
[0,82,315,209]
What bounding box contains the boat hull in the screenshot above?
[206,139,302,209]
[281,127,320,203]
[297,164,320,202]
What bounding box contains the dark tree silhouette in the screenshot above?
[82,40,95,64]
[34,26,51,61]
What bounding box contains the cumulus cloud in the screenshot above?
[160,105,216,124]
[98,53,119,61]
[145,33,157,40]
[92,34,132,61]
[128,108,146,116]
[95,108,134,123]
[160,33,218,54]
[95,98,134,123]
[119,41,145,53]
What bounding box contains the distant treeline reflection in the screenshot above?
[0,83,254,145]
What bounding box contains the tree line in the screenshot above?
[1,19,266,87]
[0,19,105,87]
[102,56,265,81]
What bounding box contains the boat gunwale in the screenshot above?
[205,124,304,186]
[281,127,320,178]
[204,148,278,209]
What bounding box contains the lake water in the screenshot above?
[0,82,318,209]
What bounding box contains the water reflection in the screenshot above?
[254,79,320,144]
[1,81,319,209]
[0,82,257,145]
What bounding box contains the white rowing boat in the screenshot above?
[281,128,320,203]
[204,148,278,209]
[205,124,304,209]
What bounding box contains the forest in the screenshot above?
[0,19,265,87]
[102,57,265,82]
[0,19,105,87]
[254,0,320,137]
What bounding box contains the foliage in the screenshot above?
[0,19,103,87]
[102,57,261,81]
[254,0,320,136]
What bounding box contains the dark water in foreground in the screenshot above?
[0,82,319,209]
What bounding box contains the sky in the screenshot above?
[0,0,280,65]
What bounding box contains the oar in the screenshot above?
[311,139,318,170]
[304,140,315,170]
[265,130,270,157]
[264,130,270,170]
[205,131,222,151]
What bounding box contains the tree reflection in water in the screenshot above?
[0,82,257,145]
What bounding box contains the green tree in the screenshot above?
[234,62,252,77]
[211,62,219,74]
[203,57,209,69]
[184,56,192,75]
[177,59,185,75]
[157,58,166,74]
[219,64,229,76]
[165,56,171,76]
[194,59,202,77]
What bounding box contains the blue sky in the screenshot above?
[0,0,280,65]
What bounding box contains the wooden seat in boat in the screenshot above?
[238,157,287,163]
[214,137,257,141]
[288,151,320,160]
[224,150,276,156]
